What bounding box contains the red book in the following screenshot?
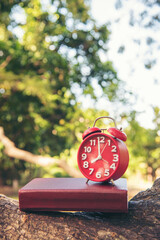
[19,178,128,212]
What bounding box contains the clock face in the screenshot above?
[77,133,120,182]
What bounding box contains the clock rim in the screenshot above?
[77,132,120,182]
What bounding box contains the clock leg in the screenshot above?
[86,179,89,184]
[110,179,115,185]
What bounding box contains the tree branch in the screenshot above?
[0,126,82,178]
[0,178,160,239]
[0,56,12,69]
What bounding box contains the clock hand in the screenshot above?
[100,142,108,155]
[99,142,109,164]
[91,137,104,164]
[91,137,102,163]
[101,158,108,164]
[91,155,102,163]
[98,137,101,156]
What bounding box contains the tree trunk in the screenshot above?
[0,178,160,240]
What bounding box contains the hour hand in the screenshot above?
[91,155,102,163]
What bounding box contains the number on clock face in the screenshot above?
[78,133,119,181]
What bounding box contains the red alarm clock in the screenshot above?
[77,116,129,182]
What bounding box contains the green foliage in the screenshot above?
[0,0,121,184]
[125,109,160,180]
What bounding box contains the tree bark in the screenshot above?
[0,126,82,178]
[0,178,160,239]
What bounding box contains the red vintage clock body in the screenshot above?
[77,117,129,182]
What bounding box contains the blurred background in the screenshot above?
[0,0,160,199]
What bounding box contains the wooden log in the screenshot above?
[0,178,160,240]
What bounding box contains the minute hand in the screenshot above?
[91,138,102,164]
[98,137,101,156]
